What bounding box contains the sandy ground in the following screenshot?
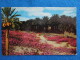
[37,34,68,47]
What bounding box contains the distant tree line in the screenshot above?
[2,14,76,34]
[20,14,76,34]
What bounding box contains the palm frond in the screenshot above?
[10,8,16,16]
[2,7,11,17]
[10,14,21,20]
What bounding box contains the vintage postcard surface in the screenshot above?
[2,7,76,55]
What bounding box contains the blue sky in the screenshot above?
[12,7,76,21]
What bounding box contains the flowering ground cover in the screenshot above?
[44,34,76,47]
[2,30,76,55]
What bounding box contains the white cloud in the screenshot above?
[19,17,29,21]
[29,12,51,17]
[45,7,76,17]
[61,9,76,17]
[13,7,44,12]
[12,7,76,12]
[12,7,52,17]
[45,7,76,11]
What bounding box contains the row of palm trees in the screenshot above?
[20,15,76,34]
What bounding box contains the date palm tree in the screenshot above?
[2,7,20,55]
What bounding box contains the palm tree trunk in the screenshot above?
[5,29,9,55]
